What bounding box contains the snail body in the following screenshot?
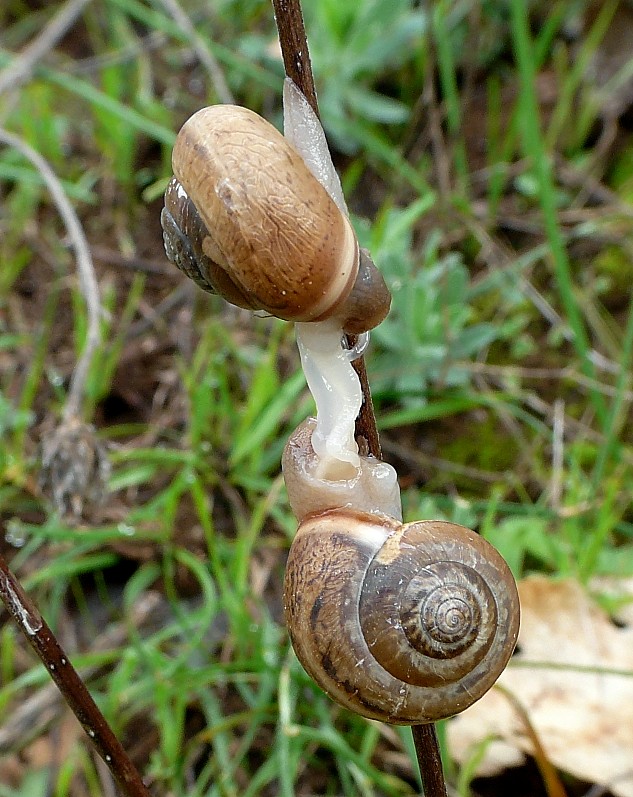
[161,103,390,334]
[282,416,402,522]
[282,424,520,725]
[284,511,520,724]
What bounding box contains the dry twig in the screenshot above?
[0,0,93,97]
[0,549,151,797]
[0,128,109,515]
[0,592,163,754]
[159,0,234,104]
[0,128,102,424]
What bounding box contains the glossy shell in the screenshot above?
[284,512,520,724]
[170,105,359,325]
[161,177,255,309]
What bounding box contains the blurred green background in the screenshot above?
[1,1,633,795]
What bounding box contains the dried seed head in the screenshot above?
[39,417,110,518]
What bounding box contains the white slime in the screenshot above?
[283,78,400,516]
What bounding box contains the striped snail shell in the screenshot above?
[284,511,520,724]
[161,105,390,334]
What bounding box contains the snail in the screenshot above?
[282,424,520,725]
[160,83,390,335]
[161,78,388,474]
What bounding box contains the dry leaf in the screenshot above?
[448,575,633,796]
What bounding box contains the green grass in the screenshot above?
[2,0,633,795]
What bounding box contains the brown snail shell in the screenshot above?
[284,511,520,724]
[161,105,390,334]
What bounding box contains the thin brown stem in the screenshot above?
[271,3,447,796]
[412,725,448,797]
[495,684,568,797]
[270,0,382,460]
[271,0,319,117]
[0,550,151,797]
[351,353,383,459]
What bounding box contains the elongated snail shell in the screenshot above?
[284,511,520,724]
[161,105,390,334]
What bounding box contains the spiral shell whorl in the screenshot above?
[401,563,488,660]
[284,514,519,724]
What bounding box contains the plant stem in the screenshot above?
[270,0,382,461]
[413,725,448,797]
[0,0,92,96]
[0,128,102,423]
[0,550,151,797]
[159,0,233,104]
[271,0,319,118]
[271,2,447,795]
